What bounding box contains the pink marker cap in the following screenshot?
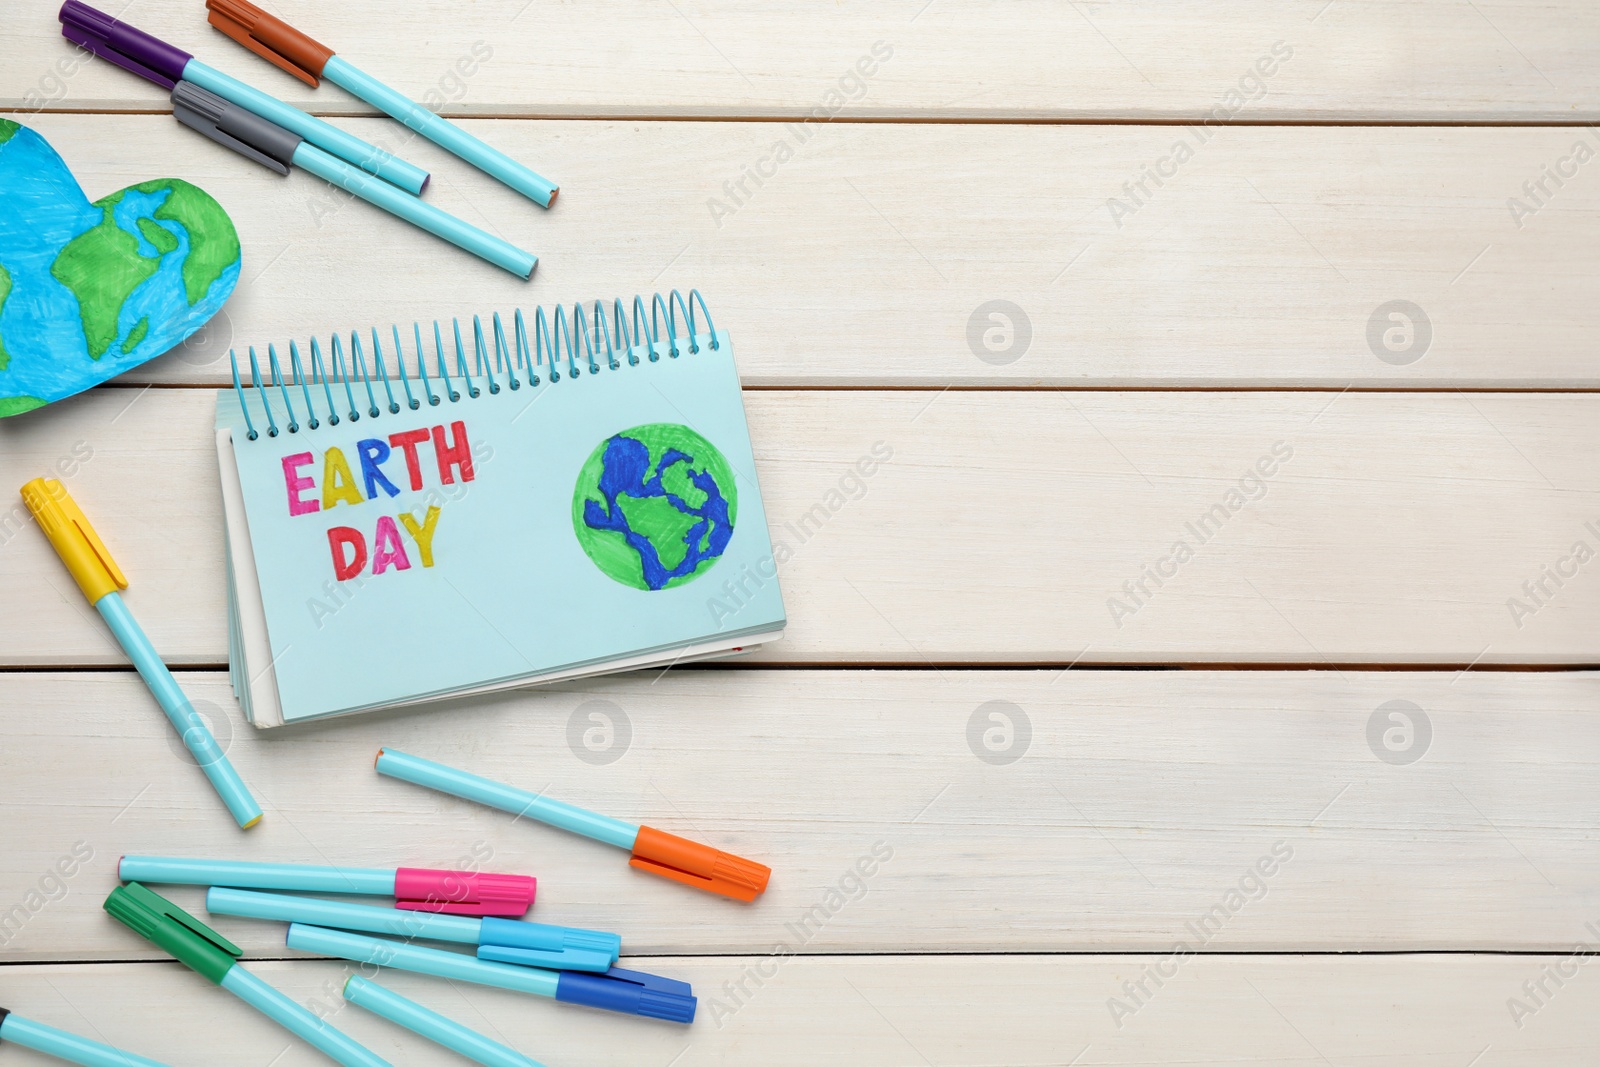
[392,868,536,917]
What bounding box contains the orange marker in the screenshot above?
[375,748,769,902]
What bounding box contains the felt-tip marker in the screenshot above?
[21,479,262,830]
[344,977,546,1067]
[104,883,391,1067]
[58,1,428,194]
[169,81,536,278]
[206,887,619,972]
[376,748,771,901]
[0,1010,171,1067]
[207,0,559,207]
[118,855,537,916]
[287,925,697,1024]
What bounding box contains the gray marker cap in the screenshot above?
[170,80,302,175]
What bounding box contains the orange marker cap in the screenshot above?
[628,825,771,903]
[206,0,334,87]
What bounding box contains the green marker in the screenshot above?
[103,883,390,1067]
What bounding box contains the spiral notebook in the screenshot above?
[215,290,786,727]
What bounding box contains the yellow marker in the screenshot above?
[22,479,263,828]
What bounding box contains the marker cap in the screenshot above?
[104,882,242,985]
[21,479,127,604]
[554,967,697,1024]
[58,1,192,89]
[393,868,536,917]
[476,917,619,972]
[171,81,302,175]
[206,0,333,87]
[629,825,771,902]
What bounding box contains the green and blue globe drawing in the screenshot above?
[572,423,739,591]
[0,119,240,417]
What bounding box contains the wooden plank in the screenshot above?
[12,115,1600,388]
[5,0,1599,121]
[0,956,1595,1064]
[2,669,1598,959]
[1,388,1596,667]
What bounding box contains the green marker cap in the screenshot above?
[104,882,242,985]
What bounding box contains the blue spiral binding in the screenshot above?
[226,291,718,438]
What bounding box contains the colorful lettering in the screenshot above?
[388,428,431,491]
[433,421,475,485]
[328,526,367,581]
[370,515,412,575]
[357,438,400,499]
[398,505,442,567]
[281,452,318,516]
[322,447,365,509]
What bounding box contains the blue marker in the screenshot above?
[344,978,546,1067]
[168,83,536,278]
[22,480,262,830]
[287,925,697,1024]
[205,1,559,208]
[0,1010,171,1067]
[58,2,429,195]
[207,887,619,972]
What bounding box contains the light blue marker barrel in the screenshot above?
[375,749,639,849]
[208,887,480,943]
[325,56,557,208]
[291,143,536,278]
[96,593,263,830]
[220,968,391,1067]
[119,856,396,895]
[286,925,561,999]
[207,887,620,970]
[344,977,546,1067]
[0,1012,171,1067]
[183,59,429,195]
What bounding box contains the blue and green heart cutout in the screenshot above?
[0,119,239,417]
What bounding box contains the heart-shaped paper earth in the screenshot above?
[0,119,239,417]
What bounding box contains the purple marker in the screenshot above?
[58,1,428,194]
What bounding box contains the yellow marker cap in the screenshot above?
[20,478,128,604]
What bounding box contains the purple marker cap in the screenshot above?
[59,1,192,89]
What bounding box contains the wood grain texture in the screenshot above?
[0,956,1596,1065]
[2,669,1597,959]
[4,0,1598,121]
[1,387,1595,667]
[10,115,1600,387]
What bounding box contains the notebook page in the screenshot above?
[216,334,785,721]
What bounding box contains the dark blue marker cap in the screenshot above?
[555,966,696,1024]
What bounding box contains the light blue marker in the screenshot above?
[168,83,538,279]
[118,854,538,916]
[220,968,391,1067]
[373,748,774,902]
[207,887,620,971]
[287,926,698,1023]
[183,62,430,195]
[376,749,637,848]
[21,478,262,830]
[0,1011,171,1067]
[323,58,557,208]
[104,883,392,1067]
[343,978,546,1067]
[202,5,558,207]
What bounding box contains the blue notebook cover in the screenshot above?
[214,310,785,724]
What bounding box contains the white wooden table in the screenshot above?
[3,2,1599,1063]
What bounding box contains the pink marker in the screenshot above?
[117,856,535,917]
